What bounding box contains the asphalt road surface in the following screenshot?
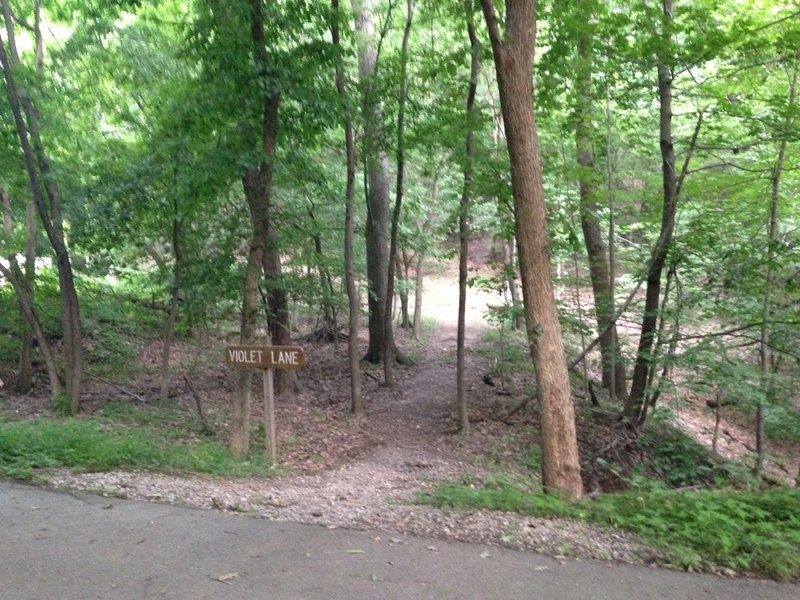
[1,481,798,600]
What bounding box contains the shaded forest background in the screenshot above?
[1,0,799,495]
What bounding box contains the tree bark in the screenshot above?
[159,193,182,405]
[457,11,480,434]
[573,7,626,398]
[351,0,391,364]
[1,13,82,413]
[624,0,682,425]
[250,0,294,396]
[480,0,583,499]
[331,0,363,415]
[757,65,798,475]
[384,0,414,386]
[2,188,35,392]
[18,192,37,392]
[0,260,60,398]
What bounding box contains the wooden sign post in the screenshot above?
[225,345,305,465]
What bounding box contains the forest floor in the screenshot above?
[7,240,799,568]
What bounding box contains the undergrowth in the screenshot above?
[0,407,276,481]
[419,480,800,581]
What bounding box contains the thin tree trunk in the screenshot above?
[159,194,182,405]
[757,66,798,475]
[2,189,34,391]
[308,203,338,328]
[332,0,363,415]
[0,17,82,413]
[0,260,60,398]
[481,0,583,499]
[574,7,626,398]
[384,0,414,386]
[1,188,9,238]
[232,189,264,457]
[605,96,619,403]
[457,11,480,434]
[18,193,36,391]
[412,253,424,338]
[398,252,411,329]
[505,240,522,331]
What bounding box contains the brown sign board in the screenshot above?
[225,345,305,370]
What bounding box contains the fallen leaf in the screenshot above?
[214,572,239,584]
[479,550,490,559]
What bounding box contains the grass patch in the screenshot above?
[419,481,800,581]
[0,415,275,481]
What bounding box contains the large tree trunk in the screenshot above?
[480,0,583,499]
[1,13,83,413]
[573,7,626,399]
[351,0,390,364]
[331,0,363,415]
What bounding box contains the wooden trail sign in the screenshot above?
[224,344,305,465]
[225,345,305,370]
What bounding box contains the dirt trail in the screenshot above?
[46,270,661,562]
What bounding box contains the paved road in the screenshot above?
[1,482,797,600]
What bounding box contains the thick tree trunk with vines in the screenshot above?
[480,0,583,499]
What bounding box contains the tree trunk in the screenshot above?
[384,0,414,386]
[351,0,391,364]
[0,260,60,399]
[159,194,182,405]
[624,0,677,425]
[757,66,797,475]
[231,187,264,457]
[1,188,9,237]
[574,8,626,398]
[457,11,480,434]
[18,194,37,392]
[1,18,82,413]
[398,252,411,329]
[412,252,424,339]
[250,0,294,396]
[2,189,34,392]
[481,0,583,499]
[332,0,363,415]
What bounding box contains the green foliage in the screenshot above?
[0,410,276,481]
[420,481,800,581]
